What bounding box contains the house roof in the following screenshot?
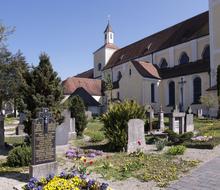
[104,11,209,70]
[62,77,102,96]
[75,68,94,79]
[127,60,210,82]
[93,43,118,54]
[132,60,160,79]
[70,87,101,107]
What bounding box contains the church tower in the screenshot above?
[93,21,118,79]
[104,21,114,44]
[209,0,220,86]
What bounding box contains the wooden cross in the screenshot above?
[39,108,52,134]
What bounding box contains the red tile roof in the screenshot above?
[104,11,209,70]
[132,60,160,79]
[75,68,94,79]
[62,77,102,96]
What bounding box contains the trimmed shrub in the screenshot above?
[155,139,166,151]
[101,100,146,151]
[7,145,31,167]
[146,136,159,144]
[167,145,186,155]
[184,141,214,149]
[68,95,87,136]
[164,129,194,145]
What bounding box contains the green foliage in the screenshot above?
[165,129,193,145]
[69,95,87,136]
[155,139,166,151]
[19,53,63,135]
[145,136,159,144]
[101,100,146,151]
[6,145,31,167]
[167,145,186,155]
[183,141,214,149]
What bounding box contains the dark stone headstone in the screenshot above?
[30,108,57,179]
[0,115,4,148]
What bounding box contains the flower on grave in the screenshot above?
[87,153,96,158]
[138,140,141,146]
[89,161,93,165]
[80,156,86,161]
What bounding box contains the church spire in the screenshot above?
[104,19,114,44]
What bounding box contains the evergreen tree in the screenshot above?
[68,95,87,136]
[21,53,63,135]
[217,65,220,118]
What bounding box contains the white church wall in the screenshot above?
[94,48,105,78]
[153,49,170,67]
[105,48,117,67]
[197,36,209,59]
[209,0,220,86]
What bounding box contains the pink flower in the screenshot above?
[138,141,141,146]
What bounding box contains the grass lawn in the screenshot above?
[88,152,198,187]
[194,118,220,145]
[5,136,25,145]
[83,119,105,143]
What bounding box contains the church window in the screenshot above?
[193,77,202,104]
[151,83,155,103]
[129,68,131,76]
[202,45,210,61]
[117,71,122,80]
[160,58,168,68]
[168,81,175,106]
[98,63,102,71]
[110,33,112,39]
[179,52,189,65]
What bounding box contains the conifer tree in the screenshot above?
[68,95,87,136]
[21,53,63,135]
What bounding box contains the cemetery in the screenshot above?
[1,1,220,189]
[1,97,220,189]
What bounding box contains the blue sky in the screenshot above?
[1,0,208,80]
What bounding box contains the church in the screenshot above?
[63,0,220,116]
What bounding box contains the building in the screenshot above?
[66,0,220,116]
[62,77,102,115]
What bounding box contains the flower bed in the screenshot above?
[23,171,111,190]
[66,148,103,159]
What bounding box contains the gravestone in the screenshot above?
[16,112,26,135]
[185,107,194,132]
[0,114,4,148]
[56,110,76,146]
[69,117,76,140]
[127,119,145,153]
[85,111,92,120]
[197,109,204,119]
[30,108,57,179]
[158,105,165,131]
[169,105,185,134]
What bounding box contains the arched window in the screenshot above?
[98,63,102,71]
[129,68,131,76]
[151,83,155,103]
[160,58,168,68]
[179,52,189,65]
[117,71,122,80]
[168,81,175,106]
[193,77,202,104]
[202,45,210,60]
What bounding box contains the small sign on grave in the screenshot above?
[30,108,57,179]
